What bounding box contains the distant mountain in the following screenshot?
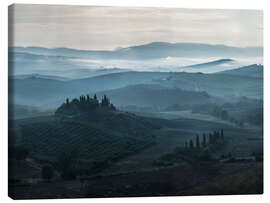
[9,74,71,81]
[217,64,263,78]
[9,42,263,60]
[182,59,235,69]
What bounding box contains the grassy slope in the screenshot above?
[13,111,157,169]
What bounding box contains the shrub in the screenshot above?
[42,164,54,181]
[61,169,76,180]
[15,146,29,161]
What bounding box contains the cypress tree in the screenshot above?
[217,130,220,139]
[213,131,217,143]
[101,95,110,107]
[221,129,224,140]
[189,139,194,149]
[209,133,212,144]
[202,133,206,148]
[196,135,200,148]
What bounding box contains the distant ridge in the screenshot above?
[9,42,263,60]
[9,74,71,81]
[182,59,235,69]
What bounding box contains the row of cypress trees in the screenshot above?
[65,94,114,108]
[184,129,224,149]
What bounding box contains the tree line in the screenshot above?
[184,129,225,150]
[55,94,116,116]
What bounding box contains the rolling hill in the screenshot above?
[13,99,158,173]
[9,104,53,119]
[96,84,214,109]
[217,64,263,78]
[9,70,263,108]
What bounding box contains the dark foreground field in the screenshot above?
[8,161,263,199]
[8,110,263,199]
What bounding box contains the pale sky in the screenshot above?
[8,4,263,50]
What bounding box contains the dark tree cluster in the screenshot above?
[184,129,225,150]
[154,129,226,167]
[55,94,116,116]
[55,152,78,180]
[9,145,29,161]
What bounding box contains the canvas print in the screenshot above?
[8,4,263,199]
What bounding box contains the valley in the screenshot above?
[8,42,263,199]
[8,93,263,199]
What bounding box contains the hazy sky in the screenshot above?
[9,4,263,50]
